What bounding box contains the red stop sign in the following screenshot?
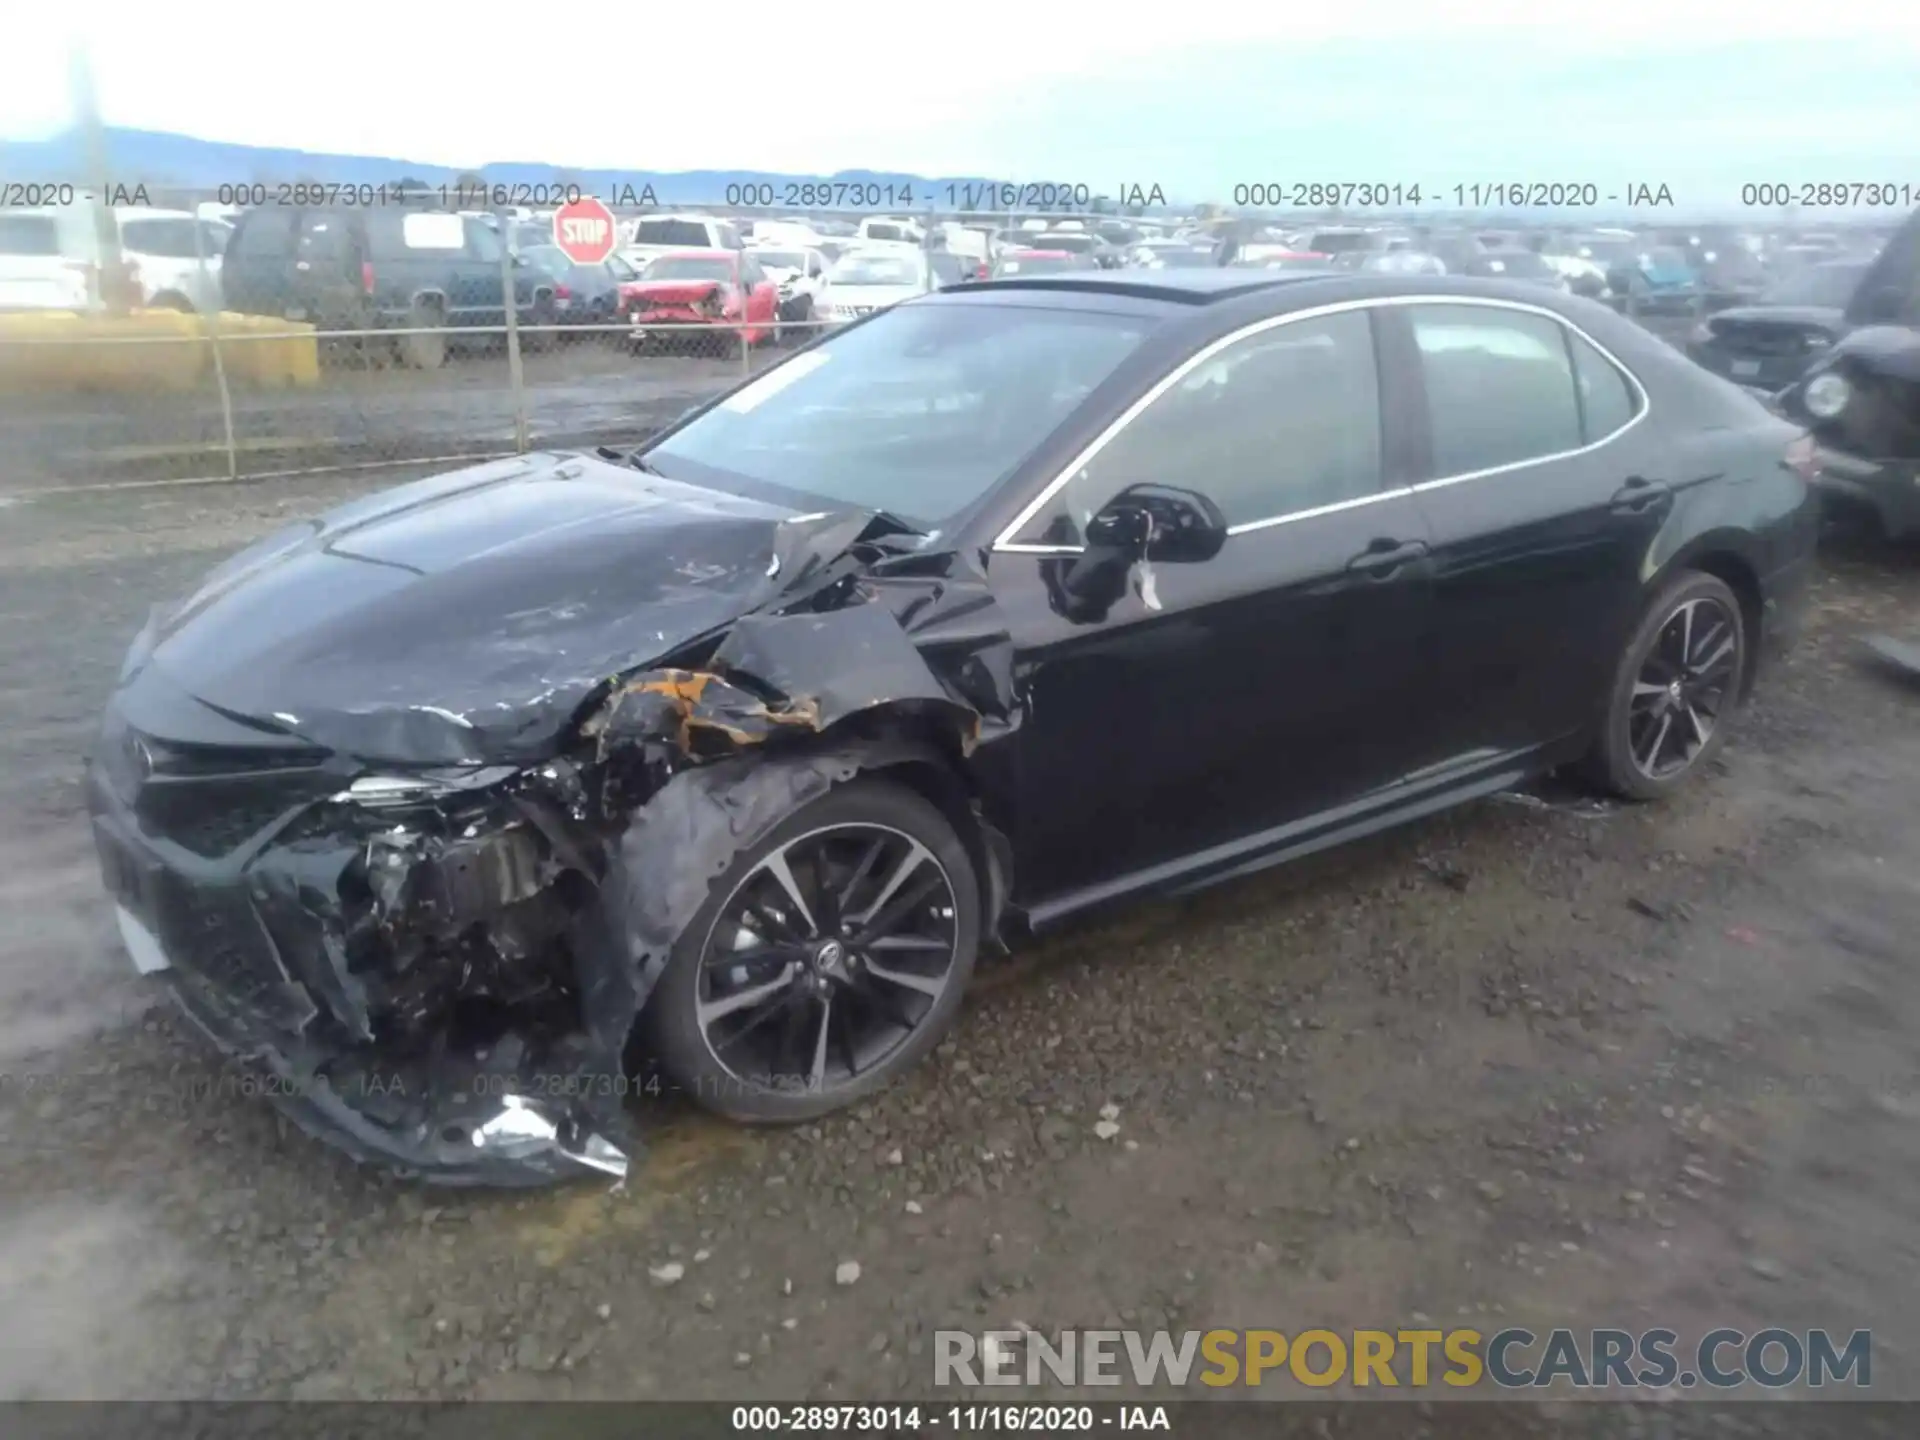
[552,196,617,264]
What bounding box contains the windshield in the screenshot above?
[642,254,738,281]
[1038,234,1096,253]
[1308,231,1378,253]
[1476,251,1552,277]
[863,223,910,242]
[1364,250,1443,274]
[1577,238,1635,264]
[1765,262,1868,308]
[643,303,1151,524]
[829,253,922,286]
[1643,247,1689,269]
[753,250,806,271]
[637,219,714,247]
[996,254,1075,275]
[520,245,572,276]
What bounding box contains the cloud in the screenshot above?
[3,0,1916,202]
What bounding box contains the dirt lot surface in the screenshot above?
[2,468,1917,1431]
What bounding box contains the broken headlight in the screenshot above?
[1804,371,1852,420]
[335,768,521,807]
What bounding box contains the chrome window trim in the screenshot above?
[991,293,1652,555]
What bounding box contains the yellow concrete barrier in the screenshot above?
[0,309,319,393]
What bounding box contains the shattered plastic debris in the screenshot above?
[1493,783,1620,819]
[470,1095,629,1179]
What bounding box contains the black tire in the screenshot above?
[1583,570,1748,801]
[522,295,556,354]
[643,776,980,1123]
[785,295,814,344]
[397,301,446,369]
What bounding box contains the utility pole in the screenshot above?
[70,43,134,313]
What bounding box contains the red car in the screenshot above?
[622,249,780,357]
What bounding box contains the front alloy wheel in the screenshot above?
[1588,571,1748,800]
[645,778,979,1121]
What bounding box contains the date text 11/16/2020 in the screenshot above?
[1227,181,1679,209]
[720,182,1171,211]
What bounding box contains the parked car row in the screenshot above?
[0,205,233,313]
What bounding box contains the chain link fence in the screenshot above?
[0,191,1719,492]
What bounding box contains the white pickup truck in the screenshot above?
[619,213,745,267]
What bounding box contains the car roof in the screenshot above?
[935,270,1617,314]
[953,269,1312,302]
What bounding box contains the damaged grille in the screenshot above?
[140,785,318,857]
[123,735,336,858]
[154,877,316,1033]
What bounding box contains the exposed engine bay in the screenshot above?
[88,487,1017,1186]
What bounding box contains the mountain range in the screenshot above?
[0,125,1101,211]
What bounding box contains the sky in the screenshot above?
[4,2,1919,207]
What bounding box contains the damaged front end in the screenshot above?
[1782,325,1920,538]
[90,749,636,1184]
[1783,215,1920,538]
[87,506,1016,1187]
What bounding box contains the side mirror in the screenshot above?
[1087,484,1228,564]
[1045,485,1226,623]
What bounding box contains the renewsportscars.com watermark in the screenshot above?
[934,1327,1872,1391]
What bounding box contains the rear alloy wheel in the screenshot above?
[645,778,978,1122]
[1587,571,1747,800]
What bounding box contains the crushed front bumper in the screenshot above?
[1810,444,1920,540]
[85,759,635,1187]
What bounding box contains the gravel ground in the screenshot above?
[1,468,1917,1424]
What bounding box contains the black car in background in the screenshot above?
[221,207,558,367]
[1685,260,1872,393]
[87,267,1817,1186]
[1451,247,1567,291]
[517,243,636,325]
[1777,207,1920,539]
[1655,228,1770,310]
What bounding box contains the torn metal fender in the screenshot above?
[591,549,1019,760]
[579,741,954,1059]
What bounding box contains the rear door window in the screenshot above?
[119,218,203,258]
[0,215,62,255]
[1568,332,1642,443]
[296,214,348,264]
[231,210,296,258]
[1409,305,1584,476]
[466,218,505,262]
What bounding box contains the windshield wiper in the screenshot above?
[626,452,666,476]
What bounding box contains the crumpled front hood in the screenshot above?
[125,451,880,764]
[1826,324,1920,384]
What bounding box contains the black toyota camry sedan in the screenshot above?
[87,268,1820,1186]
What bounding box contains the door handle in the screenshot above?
[1609,475,1671,514]
[1345,537,1429,579]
